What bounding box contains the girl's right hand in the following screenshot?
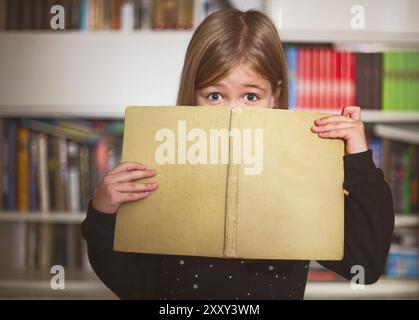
[91,162,159,214]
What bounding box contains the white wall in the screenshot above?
[0,32,191,108]
[266,0,419,32]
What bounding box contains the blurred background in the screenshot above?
[0,0,418,299]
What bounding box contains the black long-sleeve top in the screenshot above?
[81,150,395,300]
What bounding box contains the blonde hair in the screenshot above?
[177,9,289,109]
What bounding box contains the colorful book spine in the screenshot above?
[79,0,89,31]
[6,120,17,210]
[29,131,39,211]
[0,118,3,210]
[285,45,297,110]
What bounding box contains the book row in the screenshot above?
[0,118,123,212]
[286,46,419,111]
[0,0,231,31]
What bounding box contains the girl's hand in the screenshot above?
[311,106,368,155]
[91,162,159,214]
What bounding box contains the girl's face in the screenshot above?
[195,61,281,109]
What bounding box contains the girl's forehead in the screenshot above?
[212,64,269,86]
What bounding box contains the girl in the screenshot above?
[82,9,394,300]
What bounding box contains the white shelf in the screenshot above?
[362,111,419,123]
[0,274,116,299]
[1,106,419,124]
[0,211,415,227]
[2,29,419,46]
[279,29,419,49]
[374,124,419,145]
[395,215,419,228]
[305,277,419,299]
[0,212,86,223]
[0,105,126,119]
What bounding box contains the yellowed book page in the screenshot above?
[114,106,230,257]
[235,108,344,260]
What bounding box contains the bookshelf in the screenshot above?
[0,213,86,224]
[374,124,419,145]
[305,277,419,300]
[1,0,419,300]
[2,106,419,123]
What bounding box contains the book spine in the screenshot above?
[382,53,390,111]
[140,0,153,30]
[152,0,165,29]
[324,49,332,109]
[285,46,297,110]
[412,146,419,213]
[0,118,3,209]
[223,108,241,258]
[67,142,81,212]
[349,52,356,107]
[340,51,349,110]
[56,138,68,211]
[311,48,320,110]
[37,133,52,271]
[89,0,96,30]
[121,0,135,31]
[29,132,39,211]
[372,53,382,110]
[7,120,17,210]
[305,48,313,110]
[79,0,89,30]
[113,0,122,29]
[17,127,29,212]
[79,145,91,210]
[38,133,50,213]
[20,0,33,30]
[318,48,326,109]
[102,0,113,29]
[176,0,194,30]
[71,0,81,30]
[296,48,305,109]
[334,51,342,110]
[0,0,5,30]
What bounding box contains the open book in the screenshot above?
[114,106,345,260]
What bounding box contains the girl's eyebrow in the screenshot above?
[209,83,267,92]
[241,84,267,92]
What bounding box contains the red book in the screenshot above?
[349,52,356,106]
[343,51,350,109]
[341,51,356,110]
[334,51,342,111]
[113,0,121,30]
[319,49,329,109]
[305,48,313,110]
[296,48,305,109]
[324,49,333,109]
[312,48,320,110]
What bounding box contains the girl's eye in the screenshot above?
[244,93,259,102]
[207,93,224,102]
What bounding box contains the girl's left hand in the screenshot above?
[311,106,368,155]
